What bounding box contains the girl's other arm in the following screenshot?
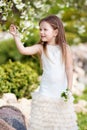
[9,24,42,55]
[65,45,73,92]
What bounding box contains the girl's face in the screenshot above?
[39,21,58,44]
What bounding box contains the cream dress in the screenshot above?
[28,44,78,130]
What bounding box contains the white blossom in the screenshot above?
[33,1,44,8]
[12,0,22,4]
[16,3,25,10]
[78,25,86,34]
[2,15,7,21]
[0,0,6,7]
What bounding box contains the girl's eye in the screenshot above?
[39,28,42,31]
[39,28,48,31]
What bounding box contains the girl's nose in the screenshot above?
[40,30,44,35]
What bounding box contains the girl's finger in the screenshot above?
[10,24,15,27]
[10,24,16,29]
[10,25,16,31]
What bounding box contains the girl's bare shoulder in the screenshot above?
[36,44,43,55]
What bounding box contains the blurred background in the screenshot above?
[0,0,87,129]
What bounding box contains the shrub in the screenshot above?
[64,21,78,33]
[79,33,87,43]
[65,32,81,45]
[0,39,22,64]
[77,112,87,130]
[0,35,39,65]
[0,60,39,99]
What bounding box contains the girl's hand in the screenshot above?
[9,24,18,37]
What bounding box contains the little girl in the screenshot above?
[9,15,78,130]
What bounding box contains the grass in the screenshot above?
[74,86,87,130]
[74,87,87,104]
[77,112,87,130]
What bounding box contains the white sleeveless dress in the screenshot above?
[28,44,78,130]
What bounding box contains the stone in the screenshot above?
[18,98,32,129]
[0,119,16,130]
[0,99,7,107]
[72,87,83,96]
[74,66,85,76]
[78,76,87,84]
[78,100,87,107]
[2,93,17,104]
[74,100,87,113]
[0,105,27,130]
[72,82,85,96]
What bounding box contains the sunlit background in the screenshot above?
[0,0,87,129]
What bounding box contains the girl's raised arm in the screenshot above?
[9,24,42,55]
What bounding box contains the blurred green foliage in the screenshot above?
[0,60,40,99]
[73,86,87,129]
[0,0,87,44]
[0,39,22,64]
[74,86,87,104]
[77,112,87,130]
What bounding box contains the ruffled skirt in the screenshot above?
[28,91,78,130]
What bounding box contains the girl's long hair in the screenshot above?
[38,15,67,63]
